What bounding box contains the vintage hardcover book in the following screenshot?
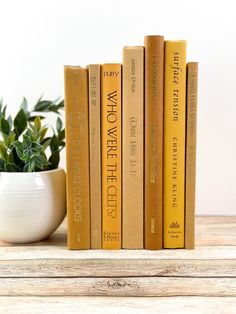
[185,62,198,249]
[144,35,164,250]
[122,46,144,249]
[163,40,187,248]
[88,64,102,249]
[101,63,122,249]
[64,66,90,250]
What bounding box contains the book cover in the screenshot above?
[185,62,198,249]
[101,63,122,249]
[163,40,187,248]
[144,35,164,250]
[88,64,102,249]
[122,46,144,249]
[64,66,90,250]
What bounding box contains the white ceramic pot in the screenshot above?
[0,168,66,243]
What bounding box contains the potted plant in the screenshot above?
[0,97,66,243]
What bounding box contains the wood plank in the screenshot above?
[196,216,236,246]
[1,258,235,278]
[0,216,235,300]
[1,246,236,260]
[196,216,236,224]
[1,277,236,297]
[1,296,236,314]
[196,235,236,246]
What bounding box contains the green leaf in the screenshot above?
[33,154,50,170]
[34,94,43,106]
[7,115,13,129]
[34,100,52,112]
[56,117,63,133]
[29,122,37,133]
[57,100,64,109]
[1,133,8,144]
[48,151,59,169]
[0,142,7,160]
[21,147,32,162]
[39,127,48,142]
[59,141,65,148]
[50,135,59,152]
[7,150,14,163]
[14,109,27,136]
[0,158,5,171]
[48,105,59,114]
[11,141,23,159]
[23,161,35,172]
[2,106,7,118]
[4,163,20,172]
[22,134,31,147]
[25,129,33,140]
[28,124,38,141]
[6,133,16,147]
[20,97,28,113]
[34,116,41,131]
[31,142,43,153]
[42,137,51,150]
[58,129,65,142]
[0,101,7,118]
[0,117,10,135]
[28,115,45,122]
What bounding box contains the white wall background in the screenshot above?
[0,0,235,215]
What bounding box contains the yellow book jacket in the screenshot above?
[101,64,122,249]
[164,41,186,248]
[64,66,90,250]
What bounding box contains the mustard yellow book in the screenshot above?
[101,64,122,249]
[64,66,90,250]
[164,41,187,248]
[144,35,164,250]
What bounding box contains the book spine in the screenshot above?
[101,64,122,249]
[64,66,90,249]
[185,62,198,249]
[164,41,187,248]
[122,46,144,249]
[144,36,164,250]
[88,64,102,249]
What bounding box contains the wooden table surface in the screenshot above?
[0,216,236,313]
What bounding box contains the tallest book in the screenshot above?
[144,36,164,250]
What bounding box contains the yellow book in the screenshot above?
[164,41,187,248]
[101,64,122,249]
[185,62,198,249]
[122,46,144,249]
[64,66,90,249]
[88,64,102,249]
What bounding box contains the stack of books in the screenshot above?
[64,35,198,250]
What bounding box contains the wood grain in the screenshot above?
[0,216,236,300]
[1,245,236,261]
[1,297,236,314]
[1,277,236,297]
[0,257,235,278]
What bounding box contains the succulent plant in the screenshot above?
[0,97,65,172]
